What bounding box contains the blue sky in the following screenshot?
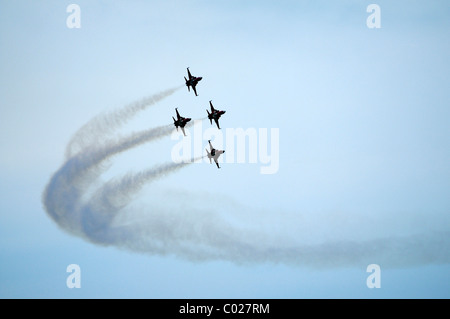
[0,0,449,298]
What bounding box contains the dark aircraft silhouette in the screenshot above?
[206,140,225,169]
[172,108,191,136]
[184,67,202,96]
[206,100,226,129]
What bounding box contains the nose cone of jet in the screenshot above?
[187,118,192,122]
[198,77,203,81]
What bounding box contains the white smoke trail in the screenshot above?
[65,86,182,159]
[43,118,200,237]
[87,118,199,169]
[87,158,203,217]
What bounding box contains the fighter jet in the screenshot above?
[184,67,202,96]
[206,100,226,129]
[172,108,191,136]
[205,140,225,169]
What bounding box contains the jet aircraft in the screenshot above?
[172,108,191,136]
[206,140,225,169]
[206,100,226,129]
[184,67,202,96]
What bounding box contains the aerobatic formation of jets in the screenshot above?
[172,67,226,168]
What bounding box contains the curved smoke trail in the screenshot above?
[43,87,190,237]
[43,89,450,269]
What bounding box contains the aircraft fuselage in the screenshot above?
[186,77,202,87]
[209,110,225,120]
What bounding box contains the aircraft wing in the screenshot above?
[187,68,192,80]
[214,118,221,129]
[181,126,186,136]
[192,85,198,96]
[176,108,181,120]
[209,100,215,112]
[214,158,220,169]
[216,150,224,157]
